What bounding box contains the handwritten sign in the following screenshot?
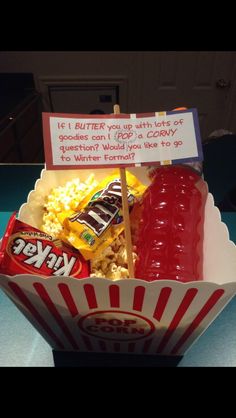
[42,109,203,170]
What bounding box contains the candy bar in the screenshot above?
[0,213,90,278]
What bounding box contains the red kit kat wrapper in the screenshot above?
[0,213,90,278]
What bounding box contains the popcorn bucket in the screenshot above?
[1,167,236,356]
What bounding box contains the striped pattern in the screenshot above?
[2,276,235,356]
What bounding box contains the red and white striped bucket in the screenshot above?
[1,167,236,356]
[0,275,236,355]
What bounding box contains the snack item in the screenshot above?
[0,213,90,278]
[90,233,137,280]
[134,164,208,282]
[42,174,98,238]
[59,170,146,260]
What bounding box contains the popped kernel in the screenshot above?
[116,245,127,265]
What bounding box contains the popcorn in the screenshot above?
[90,233,137,280]
[116,246,127,265]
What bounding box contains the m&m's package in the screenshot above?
[58,170,146,260]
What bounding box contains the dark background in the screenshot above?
[1,51,236,209]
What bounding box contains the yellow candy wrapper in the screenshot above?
[59,170,146,260]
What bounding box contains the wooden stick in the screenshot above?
[113,104,135,278]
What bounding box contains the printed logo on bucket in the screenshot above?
[78,310,155,341]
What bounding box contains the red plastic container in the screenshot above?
[135,165,208,282]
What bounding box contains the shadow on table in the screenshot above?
[53,350,182,367]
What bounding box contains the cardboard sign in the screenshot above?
[42,109,203,170]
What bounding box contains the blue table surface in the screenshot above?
[0,165,236,367]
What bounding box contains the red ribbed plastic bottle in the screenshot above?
[134,164,208,282]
